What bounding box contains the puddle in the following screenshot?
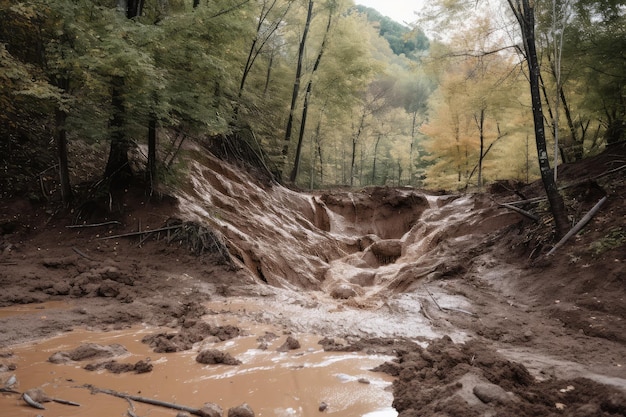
[0,305,397,417]
[0,301,71,319]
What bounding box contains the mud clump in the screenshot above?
[375,335,626,417]
[48,343,128,364]
[228,403,255,417]
[84,358,153,374]
[276,335,301,352]
[142,322,240,353]
[196,349,241,365]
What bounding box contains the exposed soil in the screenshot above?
[1,142,625,416]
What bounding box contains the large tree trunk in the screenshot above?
[510,0,569,238]
[290,6,332,183]
[104,76,133,187]
[54,76,72,205]
[282,0,313,180]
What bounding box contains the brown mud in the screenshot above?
[1,142,625,416]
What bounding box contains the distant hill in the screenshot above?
[355,5,429,59]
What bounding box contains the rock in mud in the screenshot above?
[48,343,128,364]
[318,401,328,411]
[369,239,403,264]
[199,402,223,417]
[330,284,357,299]
[228,403,255,417]
[196,349,241,365]
[472,383,516,404]
[142,322,240,353]
[277,335,300,352]
[97,279,120,297]
[22,388,52,403]
[84,358,153,374]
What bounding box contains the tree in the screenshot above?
[283,0,314,180]
[507,0,570,237]
[290,2,334,182]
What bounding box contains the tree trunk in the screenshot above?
[510,0,569,238]
[291,86,310,182]
[350,112,366,186]
[104,76,133,186]
[54,76,72,205]
[126,0,144,18]
[147,114,157,194]
[372,134,381,184]
[290,5,332,183]
[55,107,72,205]
[474,109,485,189]
[282,0,313,180]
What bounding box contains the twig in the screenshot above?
[498,203,540,222]
[72,247,96,261]
[83,384,206,416]
[547,195,609,256]
[66,221,121,229]
[97,225,182,240]
[424,286,443,311]
[126,397,139,417]
[423,287,476,316]
[0,388,20,394]
[52,398,81,406]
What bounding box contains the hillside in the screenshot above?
[0,142,625,416]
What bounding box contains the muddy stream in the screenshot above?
[0,301,397,417]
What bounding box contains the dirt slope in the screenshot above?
[1,142,625,416]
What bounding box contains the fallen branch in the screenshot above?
[52,398,81,406]
[72,247,95,261]
[97,225,182,240]
[547,195,609,256]
[423,286,477,317]
[66,221,121,229]
[500,196,547,206]
[424,286,443,312]
[498,203,540,222]
[84,384,207,416]
[1,387,80,408]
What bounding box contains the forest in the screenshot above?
[0,0,624,200]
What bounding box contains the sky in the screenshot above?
[355,0,427,26]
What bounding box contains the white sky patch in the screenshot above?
[355,0,427,26]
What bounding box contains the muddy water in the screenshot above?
[1,303,397,417]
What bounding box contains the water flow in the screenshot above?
[0,302,397,417]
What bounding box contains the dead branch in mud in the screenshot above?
[424,286,477,317]
[0,387,80,408]
[96,220,232,264]
[547,195,609,256]
[72,246,96,261]
[498,203,540,222]
[97,225,182,240]
[83,384,207,416]
[66,221,121,229]
[502,196,547,206]
[126,397,140,417]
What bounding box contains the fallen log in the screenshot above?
[498,203,540,222]
[84,384,208,416]
[547,195,608,256]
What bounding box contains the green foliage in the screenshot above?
[589,226,626,256]
[354,5,429,59]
